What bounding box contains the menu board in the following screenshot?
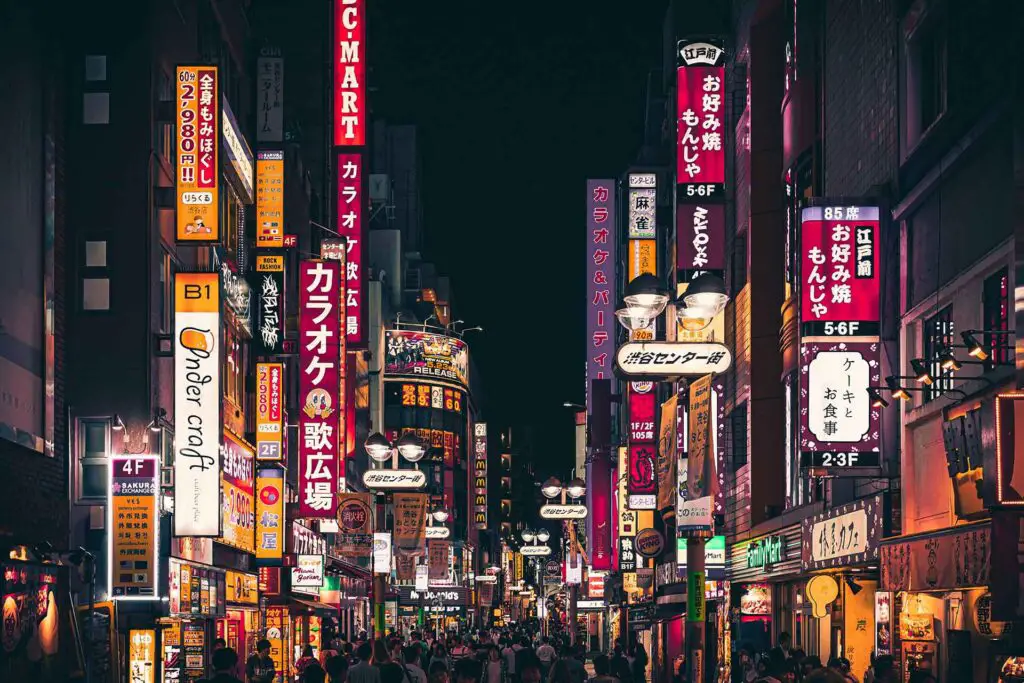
[182,622,206,675]
[162,622,182,683]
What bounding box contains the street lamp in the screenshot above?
[431,507,450,524]
[622,274,670,320]
[681,272,729,318]
[521,529,536,543]
[396,431,427,462]
[365,432,393,462]
[566,478,586,500]
[541,477,564,500]
[536,529,551,543]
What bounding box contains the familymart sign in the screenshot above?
[747,535,786,571]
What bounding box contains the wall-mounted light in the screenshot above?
[910,359,934,385]
[885,376,912,402]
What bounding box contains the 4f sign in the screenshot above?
[334,0,365,146]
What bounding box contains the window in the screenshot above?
[85,241,107,267]
[904,10,947,149]
[982,269,1010,370]
[82,278,110,310]
[922,306,954,402]
[84,55,107,82]
[78,418,110,500]
[83,93,109,125]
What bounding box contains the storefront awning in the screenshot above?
[879,520,989,593]
[327,555,371,581]
[290,597,337,617]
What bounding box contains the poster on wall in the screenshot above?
[173,273,221,537]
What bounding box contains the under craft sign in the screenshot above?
[616,342,732,377]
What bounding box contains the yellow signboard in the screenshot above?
[256,468,285,561]
[128,629,156,683]
[175,66,220,242]
[226,570,259,605]
[628,239,657,279]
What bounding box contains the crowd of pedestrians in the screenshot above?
[197,625,935,683]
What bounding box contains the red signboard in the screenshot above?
[333,0,366,146]
[589,460,613,571]
[799,206,881,336]
[336,153,364,345]
[298,260,342,518]
[676,63,725,187]
[586,180,616,415]
[628,384,657,497]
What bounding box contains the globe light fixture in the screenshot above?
[364,432,393,462]
[622,274,670,320]
[566,478,586,499]
[521,529,536,543]
[614,299,655,333]
[536,529,551,543]
[431,507,450,523]
[682,273,729,319]
[675,300,715,332]
[396,431,427,462]
[541,477,563,500]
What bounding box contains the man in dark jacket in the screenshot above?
[245,640,276,683]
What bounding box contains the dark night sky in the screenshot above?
[368,2,669,476]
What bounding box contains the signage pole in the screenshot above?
[686,537,706,683]
[373,492,387,638]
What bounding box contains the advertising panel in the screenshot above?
[298,260,342,517]
[254,256,285,356]
[175,66,219,242]
[628,187,656,239]
[627,239,657,280]
[220,431,255,553]
[109,455,159,598]
[474,423,488,529]
[256,151,284,248]
[375,533,393,575]
[256,52,284,143]
[687,375,714,500]
[657,395,678,515]
[676,41,725,192]
[221,97,253,202]
[799,205,881,336]
[255,362,284,461]
[337,493,373,556]
[619,537,637,572]
[586,179,617,414]
[225,571,258,605]
[319,238,349,488]
[255,468,285,561]
[428,541,449,581]
[616,342,732,377]
[173,273,221,537]
[292,555,325,588]
[128,629,156,683]
[333,0,366,146]
[336,153,365,344]
[799,341,881,469]
[384,330,469,388]
[393,493,428,554]
[617,447,638,536]
[802,494,884,571]
[628,383,657,506]
[589,453,612,571]
[677,203,726,282]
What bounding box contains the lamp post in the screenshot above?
[541,477,586,645]
[364,431,427,637]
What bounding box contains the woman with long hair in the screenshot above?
[548,660,573,683]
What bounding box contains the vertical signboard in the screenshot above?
[676,40,726,287]
[255,363,284,461]
[657,395,679,516]
[799,341,881,470]
[254,254,285,355]
[799,204,882,475]
[220,431,256,553]
[590,458,613,571]
[256,50,284,143]
[617,446,638,536]
[627,383,657,509]
[799,206,881,336]
[337,493,373,556]
[336,154,364,345]
[256,151,284,248]
[333,0,366,146]
[128,629,157,683]
[255,468,285,561]
[298,260,342,517]
[393,493,428,554]
[687,375,714,500]
[110,455,159,598]
[627,174,656,239]
[586,179,616,414]
[174,273,221,537]
[320,239,349,489]
[474,423,488,529]
[676,41,726,193]
[175,66,219,242]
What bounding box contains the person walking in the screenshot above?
[404,645,429,683]
[588,655,618,683]
[484,645,506,683]
[535,638,556,680]
[349,642,383,683]
[202,647,245,683]
[297,646,320,681]
[628,644,647,683]
[246,639,276,683]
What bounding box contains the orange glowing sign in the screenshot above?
[176,66,220,242]
[256,151,285,248]
[628,239,657,280]
[128,629,157,683]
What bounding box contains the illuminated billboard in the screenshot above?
[474,423,487,530]
[586,179,616,414]
[173,273,221,536]
[175,66,219,242]
[220,431,255,552]
[256,151,285,248]
[110,455,159,598]
[255,362,284,461]
[298,260,342,517]
[336,153,365,344]
[384,330,469,388]
[676,41,725,193]
[333,0,366,146]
